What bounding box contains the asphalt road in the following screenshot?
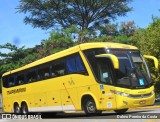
[1,108,160,122]
[45,109,160,119]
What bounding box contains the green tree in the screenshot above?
[17,0,132,30]
[119,21,137,37]
[95,21,138,43]
[99,23,119,37]
[136,19,160,60]
[113,35,129,44]
[127,28,145,46]
[36,26,75,58]
[129,18,160,95]
[0,43,38,74]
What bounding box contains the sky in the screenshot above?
[0,0,160,49]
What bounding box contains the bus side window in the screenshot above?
[8,76,15,87]
[66,57,76,73]
[66,55,86,74]
[17,74,25,85]
[75,55,85,72]
[51,60,66,77]
[2,76,9,88]
[50,65,56,77]
[27,71,37,83]
[38,67,50,80]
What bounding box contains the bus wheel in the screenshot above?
[83,97,102,115]
[21,102,29,115]
[114,108,128,114]
[14,103,21,114]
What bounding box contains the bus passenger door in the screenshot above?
[100,84,117,110]
[96,58,117,110]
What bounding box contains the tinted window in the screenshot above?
[75,56,85,72]
[66,55,85,74]
[2,53,88,88]
[27,71,37,83]
[111,50,132,79]
[38,66,50,80]
[17,74,25,85]
[96,58,114,85]
[83,48,106,77]
[2,76,9,88]
[8,76,15,87]
[51,60,66,77]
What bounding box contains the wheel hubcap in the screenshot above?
[86,101,96,113]
[22,106,27,114]
[15,106,20,113]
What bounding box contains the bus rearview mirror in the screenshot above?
[143,55,159,69]
[95,54,119,69]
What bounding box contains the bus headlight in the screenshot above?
[122,93,130,97]
[115,91,154,98]
[115,91,130,97]
[151,91,155,95]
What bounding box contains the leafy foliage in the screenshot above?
[113,35,129,44]
[99,23,119,37]
[119,21,137,37]
[129,18,160,67]
[126,18,160,95]
[0,44,37,74]
[17,0,132,30]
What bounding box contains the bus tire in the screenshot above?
[21,102,29,115]
[83,97,102,116]
[114,108,128,114]
[14,103,21,114]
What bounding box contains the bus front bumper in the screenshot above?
[116,92,155,109]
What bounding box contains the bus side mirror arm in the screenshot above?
[143,55,159,69]
[95,54,119,69]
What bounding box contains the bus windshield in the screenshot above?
[111,49,152,88]
[84,48,152,89]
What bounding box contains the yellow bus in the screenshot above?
[1,42,158,115]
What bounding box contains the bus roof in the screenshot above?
[79,42,138,50]
[2,42,138,76]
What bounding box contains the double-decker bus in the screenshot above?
[1,42,158,115]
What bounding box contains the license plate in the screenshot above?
[139,100,146,104]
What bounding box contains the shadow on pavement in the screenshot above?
[41,109,153,119]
